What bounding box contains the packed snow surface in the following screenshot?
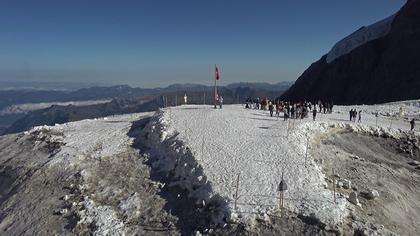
[326,14,395,63]
[149,102,418,225]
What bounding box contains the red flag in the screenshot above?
[215,65,220,80]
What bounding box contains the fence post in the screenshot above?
[332,168,336,204]
[305,137,309,167]
[234,173,240,211]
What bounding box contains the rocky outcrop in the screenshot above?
[281,0,420,105]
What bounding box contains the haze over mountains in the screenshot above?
[0,81,292,134]
[281,0,420,105]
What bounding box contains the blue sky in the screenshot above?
[0,0,406,88]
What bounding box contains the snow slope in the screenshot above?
[326,14,395,63]
[25,112,164,235]
[143,102,418,227]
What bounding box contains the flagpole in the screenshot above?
[214,64,217,109]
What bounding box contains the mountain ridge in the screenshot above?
[281,0,420,105]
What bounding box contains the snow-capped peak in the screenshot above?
[326,14,396,63]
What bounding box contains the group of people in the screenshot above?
[245,98,419,133]
[183,93,224,109]
[245,98,334,121]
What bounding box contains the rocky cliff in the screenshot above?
[281,0,420,105]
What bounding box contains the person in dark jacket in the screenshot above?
[313,108,317,121]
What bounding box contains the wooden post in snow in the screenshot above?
[390,115,394,128]
[234,173,240,211]
[305,137,309,167]
[332,168,336,204]
[278,172,287,217]
[201,136,205,160]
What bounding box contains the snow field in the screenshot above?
[144,102,418,227]
[145,105,347,226]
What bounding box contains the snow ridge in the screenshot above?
[326,14,395,63]
[141,109,229,226]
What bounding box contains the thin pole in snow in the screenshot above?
[214,65,218,109]
[234,173,240,211]
[184,120,189,143]
[390,115,394,128]
[278,172,285,217]
[292,118,295,131]
[201,136,205,160]
[305,137,309,167]
[332,168,336,204]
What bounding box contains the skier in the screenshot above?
[219,95,223,109]
[358,110,362,123]
[349,109,352,121]
[410,119,415,131]
[313,108,317,121]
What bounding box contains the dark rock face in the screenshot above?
[281,0,420,105]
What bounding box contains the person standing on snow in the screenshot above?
[219,95,223,109]
[313,108,317,121]
[358,110,362,122]
[410,119,415,131]
[349,109,353,122]
[184,93,188,104]
[269,101,274,117]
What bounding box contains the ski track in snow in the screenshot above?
[153,102,419,226]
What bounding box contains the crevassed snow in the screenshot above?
[145,102,418,226]
[326,14,395,63]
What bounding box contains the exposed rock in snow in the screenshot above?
[348,192,361,207]
[366,190,380,200]
[342,179,351,189]
[326,15,395,63]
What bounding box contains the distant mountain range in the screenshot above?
[0,81,292,134]
[281,0,420,105]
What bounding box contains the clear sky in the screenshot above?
[0,0,406,88]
